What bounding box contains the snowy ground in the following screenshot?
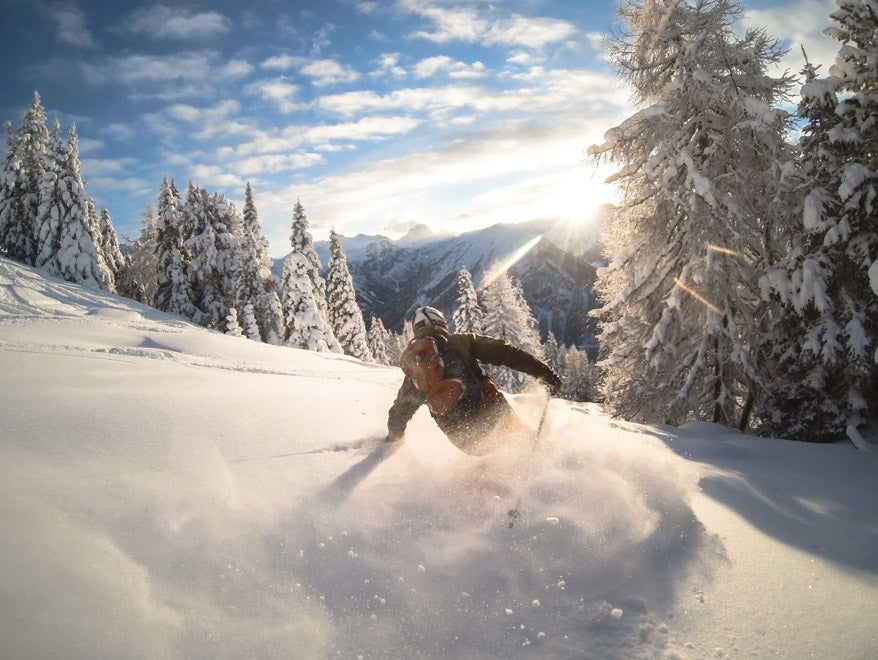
[1,256,876,660]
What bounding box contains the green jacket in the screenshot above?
[387,331,558,444]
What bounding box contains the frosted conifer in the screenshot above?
[481,266,543,392]
[589,0,798,428]
[281,201,340,352]
[327,229,373,361]
[54,126,113,290]
[367,316,392,365]
[452,267,483,333]
[762,0,878,440]
[0,91,49,264]
[155,178,197,319]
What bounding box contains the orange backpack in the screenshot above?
[400,335,492,417]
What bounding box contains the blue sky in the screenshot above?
[1,0,838,257]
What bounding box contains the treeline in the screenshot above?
[0,94,123,291]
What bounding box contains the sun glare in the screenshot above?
[476,234,543,292]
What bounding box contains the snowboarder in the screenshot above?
[386,306,561,454]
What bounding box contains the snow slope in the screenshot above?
[1,256,876,660]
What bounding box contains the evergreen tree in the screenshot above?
[0,91,49,264]
[588,0,798,428]
[281,201,340,352]
[327,229,373,361]
[98,206,125,291]
[33,119,64,275]
[481,266,543,392]
[154,178,197,319]
[237,183,268,341]
[543,331,563,376]
[179,184,241,332]
[560,344,599,403]
[116,202,159,305]
[452,267,483,333]
[762,1,878,440]
[54,125,113,290]
[367,316,393,365]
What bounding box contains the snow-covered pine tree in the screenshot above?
[97,206,125,291]
[236,183,274,342]
[154,178,198,319]
[560,344,599,402]
[762,1,878,441]
[116,202,159,305]
[481,266,543,392]
[543,331,563,377]
[452,267,483,333]
[240,184,285,344]
[280,201,341,352]
[367,316,393,365]
[184,186,242,334]
[33,119,64,275]
[54,125,113,290]
[588,0,798,428]
[0,91,49,264]
[327,229,373,361]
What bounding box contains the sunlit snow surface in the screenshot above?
[1,257,876,659]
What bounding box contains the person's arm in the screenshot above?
[386,377,425,441]
[470,334,562,393]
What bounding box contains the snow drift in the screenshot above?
[0,256,876,659]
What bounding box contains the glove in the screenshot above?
[542,371,562,396]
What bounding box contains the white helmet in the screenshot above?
[412,306,447,334]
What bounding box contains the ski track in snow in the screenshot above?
[2,257,877,660]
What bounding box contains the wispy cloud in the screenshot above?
[246,78,302,114]
[485,14,576,48]
[127,4,232,41]
[404,0,487,43]
[402,1,576,48]
[300,59,360,87]
[81,52,216,86]
[414,56,485,79]
[47,2,96,48]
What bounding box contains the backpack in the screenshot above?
[400,334,491,419]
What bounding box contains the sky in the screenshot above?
[1,0,840,257]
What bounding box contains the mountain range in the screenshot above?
[278,211,610,351]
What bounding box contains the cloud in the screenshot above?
[81,52,216,86]
[300,59,360,87]
[403,1,576,48]
[262,54,301,70]
[743,0,837,75]
[371,53,407,78]
[223,59,254,78]
[404,1,487,43]
[316,85,484,117]
[128,4,232,40]
[246,78,302,114]
[485,14,576,48]
[414,56,486,79]
[47,2,97,48]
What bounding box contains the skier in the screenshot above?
[386,306,561,454]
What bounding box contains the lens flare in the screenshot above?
[673,277,722,315]
[476,234,542,293]
[706,243,746,259]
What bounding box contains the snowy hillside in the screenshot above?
[1,256,876,660]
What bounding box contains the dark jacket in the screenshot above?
[387,331,559,446]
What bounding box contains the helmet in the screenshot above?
[411,306,447,335]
